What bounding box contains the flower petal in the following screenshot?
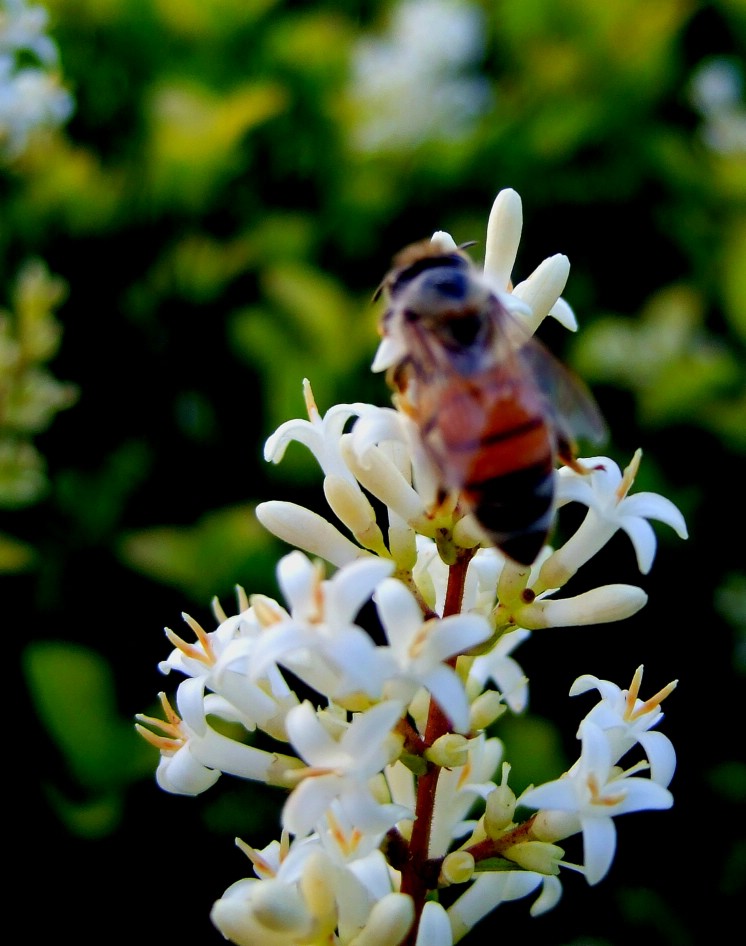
[580,815,617,885]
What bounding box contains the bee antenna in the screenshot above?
[458,240,479,250]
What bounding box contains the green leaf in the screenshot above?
[0,530,37,572]
[23,641,154,791]
[117,502,278,601]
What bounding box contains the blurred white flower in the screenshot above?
[348,0,490,151]
[0,0,73,159]
[690,56,746,154]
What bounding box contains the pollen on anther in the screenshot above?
[235,837,276,878]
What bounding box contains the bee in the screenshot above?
[375,239,606,566]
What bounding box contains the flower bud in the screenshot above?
[518,584,648,629]
[484,188,522,289]
[425,733,469,768]
[484,783,517,836]
[299,851,337,931]
[409,689,431,733]
[502,840,564,875]
[251,880,313,934]
[530,809,581,843]
[469,690,505,731]
[323,474,387,554]
[340,436,429,530]
[511,254,571,333]
[348,893,414,946]
[256,501,368,567]
[440,850,475,885]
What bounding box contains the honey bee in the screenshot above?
[375,239,606,566]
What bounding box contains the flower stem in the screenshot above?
[400,546,478,944]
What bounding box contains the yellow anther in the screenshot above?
[235,837,276,878]
[181,612,216,662]
[616,448,642,503]
[303,377,320,421]
[624,665,678,721]
[251,594,286,628]
[135,692,185,752]
[325,809,363,857]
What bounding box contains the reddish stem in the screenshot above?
[400,546,477,945]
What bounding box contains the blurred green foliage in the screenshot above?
[3,0,744,943]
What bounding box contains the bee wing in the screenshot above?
[513,331,607,449]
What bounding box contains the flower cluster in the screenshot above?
[138,189,687,946]
[348,0,490,152]
[0,0,73,161]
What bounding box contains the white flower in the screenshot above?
[521,718,673,885]
[248,551,393,706]
[260,382,402,561]
[414,900,452,946]
[374,576,493,732]
[0,1,73,159]
[448,870,563,940]
[157,596,296,735]
[210,845,336,946]
[264,378,373,485]
[484,188,577,334]
[468,628,531,713]
[282,699,409,837]
[539,449,688,588]
[0,0,58,64]
[348,0,490,152]
[212,833,409,946]
[135,678,300,796]
[571,665,677,787]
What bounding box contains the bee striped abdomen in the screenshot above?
[422,375,557,565]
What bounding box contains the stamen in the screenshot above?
[311,561,326,622]
[135,692,185,751]
[235,837,276,878]
[159,691,181,726]
[624,665,644,718]
[236,585,249,612]
[164,627,212,665]
[279,830,290,863]
[182,612,217,663]
[631,680,678,721]
[616,448,642,503]
[211,596,228,624]
[134,723,182,752]
[325,809,363,857]
[587,773,625,807]
[303,377,320,422]
[408,623,430,659]
[456,757,473,790]
[251,594,285,628]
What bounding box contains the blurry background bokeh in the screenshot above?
[5,0,744,943]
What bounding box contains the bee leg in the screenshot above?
[557,439,604,476]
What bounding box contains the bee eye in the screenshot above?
[431,271,468,299]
